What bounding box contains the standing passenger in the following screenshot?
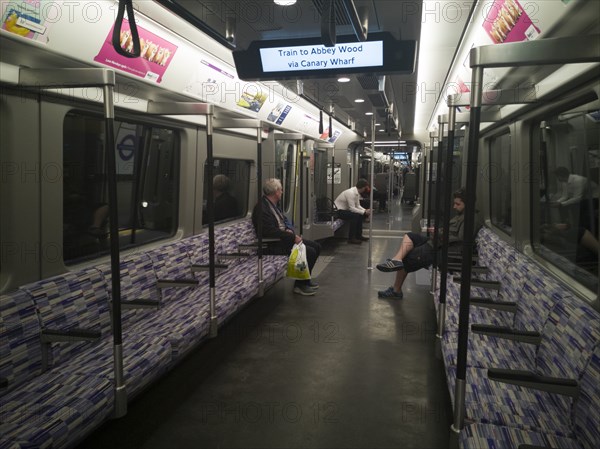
[252,178,321,296]
[334,179,371,244]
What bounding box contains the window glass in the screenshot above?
[63,112,179,264]
[532,98,599,292]
[489,132,512,234]
[202,158,250,224]
[274,139,297,212]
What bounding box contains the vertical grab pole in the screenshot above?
[431,118,445,293]
[299,140,304,236]
[257,125,265,297]
[367,114,375,269]
[452,66,483,433]
[206,112,218,338]
[437,104,456,338]
[331,150,335,206]
[103,83,127,417]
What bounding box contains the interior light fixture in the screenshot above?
[365,112,373,115]
[274,0,296,5]
[354,98,365,103]
[337,77,351,83]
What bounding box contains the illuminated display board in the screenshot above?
[233,33,416,81]
[259,41,383,73]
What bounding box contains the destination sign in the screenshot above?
[260,41,383,72]
[233,33,416,81]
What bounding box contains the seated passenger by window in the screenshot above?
[204,174,239,223]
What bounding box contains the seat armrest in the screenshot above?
[120,298,161,310]
[41,327,102,343]
[471,324,541,344]
[519,445,556,449]
[191,263,228,272]
[217,252,253,259]
[239,238,280,248]
[487,368,579,397]
[470,297,517,313]
[156,279,199,288]
[453,277,501,291]
[447,264,489,275]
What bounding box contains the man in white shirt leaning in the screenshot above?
[334,179,371,244]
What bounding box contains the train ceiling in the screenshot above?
[155,0,475,143]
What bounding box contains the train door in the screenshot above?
[274,133,301,229]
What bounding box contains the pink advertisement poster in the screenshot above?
[483,0,541,44]
[94,19,177,83]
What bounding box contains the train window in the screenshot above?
[63,112,179,264]
[531,98,599,292]
[202,158,250,224]
[489,132,512,235]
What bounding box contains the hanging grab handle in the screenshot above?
[112,0,141,58]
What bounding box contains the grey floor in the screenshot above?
[77,198,452,449]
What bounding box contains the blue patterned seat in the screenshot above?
[459,344,600,449]
[0,371,114,449]
[442,268,576,370]
[16,267,172,412]
[446,299,600,438]
[0,290,43,396]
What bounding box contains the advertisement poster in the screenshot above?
[267,103,292,125]
[482,0,541,44]
[1,0,50,43]
[236,89,268,113]
[94,19,178,83]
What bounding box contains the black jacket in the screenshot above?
[252,196,295,254]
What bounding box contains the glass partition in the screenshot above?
[531,96,599,292]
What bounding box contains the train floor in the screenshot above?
[77,198,453,449]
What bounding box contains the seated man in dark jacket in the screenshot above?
[252,178,321,296]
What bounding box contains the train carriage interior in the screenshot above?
[0,1,599,448]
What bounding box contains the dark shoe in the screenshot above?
[378,286,403,299]
[308,280,319,289]
[293,284,316,296]
[348,239,362,244]
[376,259,404,272]
[359,236,369,242]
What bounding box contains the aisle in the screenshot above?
[77,201,452,449]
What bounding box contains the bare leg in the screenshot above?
[393,269,408,293]
[392,234,415,261]
[580,229,599,254]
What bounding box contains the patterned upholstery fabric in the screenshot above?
[571,344,600,449]
[442,226,599,449]
[459,423,583,449]
[459,346,600,449]
[446,297,600,438]
[331,219,345,232]
[67,334,172,400]
[0,290,42,395]
[20,268,110,367]
[147,241,197,303]
[136,291,211,359]
[94,253,160,325]
[0,371,113,449]
[1,218,290,447]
